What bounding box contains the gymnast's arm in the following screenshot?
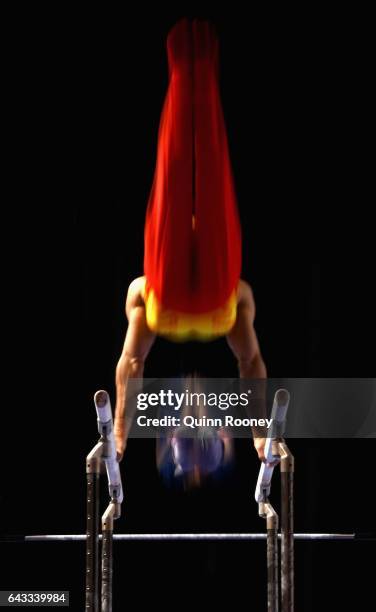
[226,280,268,461]
[114,277,156,462]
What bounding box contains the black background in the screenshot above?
[2,8,375,611]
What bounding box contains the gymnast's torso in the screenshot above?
[129,275,251,344]
[141,276,237,342]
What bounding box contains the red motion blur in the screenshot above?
[144,18,242,314]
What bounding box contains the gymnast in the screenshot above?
[114,18,269,477]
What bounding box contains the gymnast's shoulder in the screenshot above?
[125,276,146,315]
[236,279,255,310]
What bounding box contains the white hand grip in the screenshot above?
[255,451,276,502]
[254,389,290,503]
[94,389,113,424]
[94,390,124,505]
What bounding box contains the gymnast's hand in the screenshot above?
[253,437,280,466]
